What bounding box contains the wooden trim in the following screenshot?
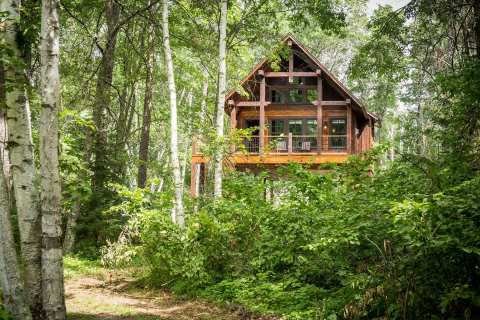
[236,100,346,107]
[259,74,266,154]
[288,132,293,154]
[288,51,294,83]
[317,76,323,154]
[232,154,348,164]
[265,71,318,78]
[236,101,271,107]
[190,163,198,197]
[347,101,352,154]
[230,105,237,153]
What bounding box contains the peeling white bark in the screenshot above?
[39,0,66,318]
[2,0,43,316]
[161,0,184,227]
[0,157,32,320]
[195,70,209,196]
[213,0,228,198]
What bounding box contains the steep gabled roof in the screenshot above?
[225,34,377,121]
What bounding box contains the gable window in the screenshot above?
[288,90,303,103]
[270,89,287,103]
[306,89,317,103]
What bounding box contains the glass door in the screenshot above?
[328,117,347,150]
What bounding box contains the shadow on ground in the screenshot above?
[68,313,168,320]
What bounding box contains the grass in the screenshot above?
[64,255,105,280]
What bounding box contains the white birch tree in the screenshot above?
[161,0,184,227]
[213,0,228,198]
[0,157,32,320]
[1,0,43,316]
[39,0,66,318]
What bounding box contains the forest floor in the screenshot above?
[64,257,260,320]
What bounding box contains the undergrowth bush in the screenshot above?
[104,147,480,319]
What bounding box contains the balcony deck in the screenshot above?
[192,134,350,165]
[191,152,348,165]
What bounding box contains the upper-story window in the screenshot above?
[289,90,303,103]
[269,87,317,104]
[270,89,287,103]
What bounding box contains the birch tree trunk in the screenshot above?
[194,70,209,196]
[213,0,228,198]
[0,157,32,320]
[39,0,66,318]
[0,64,11,186]
[92,0,120,194]
[1,0,44,316]
[161,0,184,227]
[137,27,156,188]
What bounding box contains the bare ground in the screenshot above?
[65,273,263,320]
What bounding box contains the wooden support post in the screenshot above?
[288,39,293,83]
[190,162,198,197]
[346,99,352,154]
[259,71,266,155]
[369,118,374,148]
[230,104,237,153]
[288,132,293,154]
[316,70,323,154]
[192,136,198,155]
[288,53,294,83]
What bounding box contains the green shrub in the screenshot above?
[105,148,480,319]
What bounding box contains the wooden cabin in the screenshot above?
[191,35,376,196]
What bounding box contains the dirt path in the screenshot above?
[65,275,251,320]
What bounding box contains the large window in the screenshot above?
[270,119,285,135]
[288,120,303,135]
[328,117,347,149]
[306,119,317,135]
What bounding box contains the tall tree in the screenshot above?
[213,0,228,198]
[1,0,44,316]
[161,0,184,226]
[39,0,66,318]
[137,15,157,188]
[92,0,120,195]
[0,157,32,320]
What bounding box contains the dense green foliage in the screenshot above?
[103,148,480,319]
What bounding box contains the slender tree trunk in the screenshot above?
[39,0,66,318]
[63,127,93,254]
[137,30,156,188]
[161,0,184,226]
[0,156,32,320]
[2,0,44,317]
[194,70,209,196]
[63,201,80,254]
[92,0,120,194]
[0,64,10,184]
[474,0,480,59]
[180,92,193,186]
[213,0,228,198]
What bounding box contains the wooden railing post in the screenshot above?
[288,132,293,154]
[259,70,265,155]
[316,69,323,154]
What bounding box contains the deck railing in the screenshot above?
[239,134,348,154]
